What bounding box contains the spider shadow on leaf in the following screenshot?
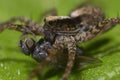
[83,38,111,55]
[84,37,120,58]
[93,43,120,58]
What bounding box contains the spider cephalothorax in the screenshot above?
[0,3,120,80]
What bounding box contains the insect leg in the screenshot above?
[28,48,57,80]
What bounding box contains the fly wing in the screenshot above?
[74,55,102,71]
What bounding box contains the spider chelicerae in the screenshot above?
[0,3,120,80]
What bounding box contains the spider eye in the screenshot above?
[79,24,84,28]
[76,23,84,29]
[77,23,89,31]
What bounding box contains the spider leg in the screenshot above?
[53,36,76,80]
[0,17,43,35]
[62,43,76,80]
[75,18,120,42]
[28,48,57,80]
[86,18,120,39]
[97,18,120,35]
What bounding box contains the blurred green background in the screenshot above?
[0,0,120,80]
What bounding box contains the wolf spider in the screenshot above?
[0,3,120,80]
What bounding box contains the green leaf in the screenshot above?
[0,0,120,80]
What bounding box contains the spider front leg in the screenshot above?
[0,17,43,35]
[62,41,76,80]
[53,36,76,80]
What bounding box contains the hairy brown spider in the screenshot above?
[0,3,120,80]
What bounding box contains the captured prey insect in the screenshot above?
[0,3,120,80]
